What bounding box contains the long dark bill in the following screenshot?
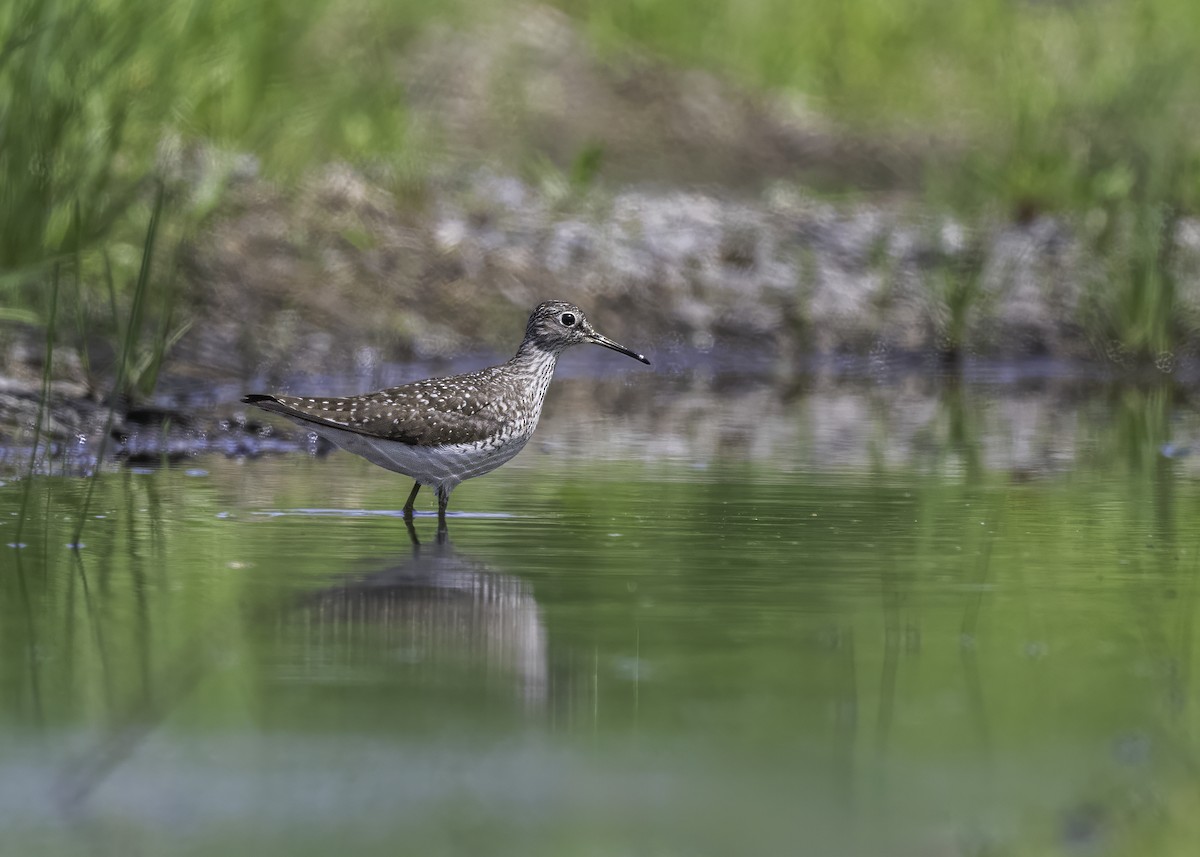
[589,332,651,365]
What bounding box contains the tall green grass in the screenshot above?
[72,186,163,549]
[13,266,58,549]
[0,0,440,387]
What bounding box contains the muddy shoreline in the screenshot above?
[2,352,1195,481]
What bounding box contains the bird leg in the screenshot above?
[436,484,451,540]
[403,482,421,521]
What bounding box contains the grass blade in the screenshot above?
[14,263,60,549]
[72,183,165,546]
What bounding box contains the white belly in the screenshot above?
[306,423,532,491]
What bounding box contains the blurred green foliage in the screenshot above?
[569,0,1200,359]
[0,0,440,386]
[572,0,1200,210]
[4,0,1200,375]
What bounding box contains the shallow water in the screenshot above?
[2,372,1200,856]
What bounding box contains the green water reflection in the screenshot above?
[2,380,1200,856]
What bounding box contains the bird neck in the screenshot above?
[509,340,562,414]
[511,339,562,375]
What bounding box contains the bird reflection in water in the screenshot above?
[292,520,548,709]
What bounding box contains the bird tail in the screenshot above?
[241,394,297,418]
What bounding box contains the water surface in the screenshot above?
[2,372,1199,856]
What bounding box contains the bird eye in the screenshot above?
[559,312,576,327]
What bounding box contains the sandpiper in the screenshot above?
[243,300,649,526]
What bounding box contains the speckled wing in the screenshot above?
[243,368,506,446]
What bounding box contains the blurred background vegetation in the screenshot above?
[3,0,1200,386]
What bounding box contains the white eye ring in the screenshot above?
[559,312,577,327]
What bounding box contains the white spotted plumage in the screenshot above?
[243,301,649,523]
